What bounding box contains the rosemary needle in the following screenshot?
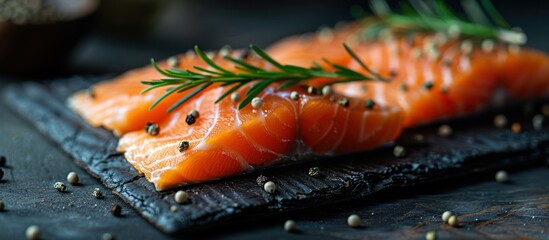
[360,0,526,45]
[142,44,385,111]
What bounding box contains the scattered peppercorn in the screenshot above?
[338,98,350,107]
[321,86,333,95]
[67,172,79,185]
[307,86,318,95]
[460,39,473,55]
[438,125,453,137]
[264,181,276,194]
[231,92,241,102]
[189,110,199,118]
[26,225,40,240]
[393,145,406,158]
[442,211,453,222]
[251,97,263,109]
[495,170,509,183]
[178,141,190,152]
[308,167,320,177]
[494,114,508,128]
[86,88,96,99]
[0,155,6,167]
[347,214,361,228]
[414,134,425,146]
[101,233,114,240]
[532,114,545,131]
[170,205,178,212]
[284,220,297,232]
[423,81,434,90]
[185,114,196,125]
[54,182,66,192]
[219,45,231,57]
[481,39,495,52]
[175,190,188,204]
[400,83,408,92]
[511,123,521,133]
[111,204,122,217]
[364,99,376,109]
[447,215,459,227]
[442,58,452,67]
[290,91,299,100]
[92,188,103,199]
[425,230,437,240]
[0,199,4,211]
[145,122,160,136]
[167,56,179,68]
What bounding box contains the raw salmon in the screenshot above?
[268,25,549,126]
[68,50,265,135]
[118,84,403,190]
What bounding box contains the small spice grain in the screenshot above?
[111,204,122,217]
[290,91,299,100]
[494,115,507,128]
[92,188,103,199]
[308,167,320,177]
[495,170,509,183]
[175,190,188,204]
[178,141,190,152]
[321,86,332,95]
[251,97,263,109]
[145,122,160,136]
[447,215,459,227]
[67,172,79,185]
[231,92,241,102]
[189,110,200,118]
[438,125,453,137]
[307,86,318,95]
[338,98,350,107]
[393,145,406,158]
[532,114,544,130]
[442,211,453,222]
[414,134,425,146]
[511,123,522,133]
[54,182,66,192]
[364,99,376,109]
[284,220,297,232]
[101,233,114,240]
[170,205,178,212]
[167,56,179,68]
[264,181,276,194]
[25,225,40,240]
[347,214,361,228]
[185,114,196,125]
[425,230,437,240]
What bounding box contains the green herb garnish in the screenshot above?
[359,0,526,45]
[142,44,384,112]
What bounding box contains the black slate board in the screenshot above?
[2,77,548,234]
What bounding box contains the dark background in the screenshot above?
[1,0,548,76]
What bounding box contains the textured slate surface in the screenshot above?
[2,77,548,234]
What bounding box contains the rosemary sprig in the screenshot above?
[360,0,526,45]
[142,44,384,112]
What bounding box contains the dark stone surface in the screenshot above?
[0,78,548,239]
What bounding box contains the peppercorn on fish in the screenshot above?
[267,27,549,127]
[68,50,267,135]
[117,84,403,190]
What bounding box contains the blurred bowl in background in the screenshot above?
[0,0,98,76]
